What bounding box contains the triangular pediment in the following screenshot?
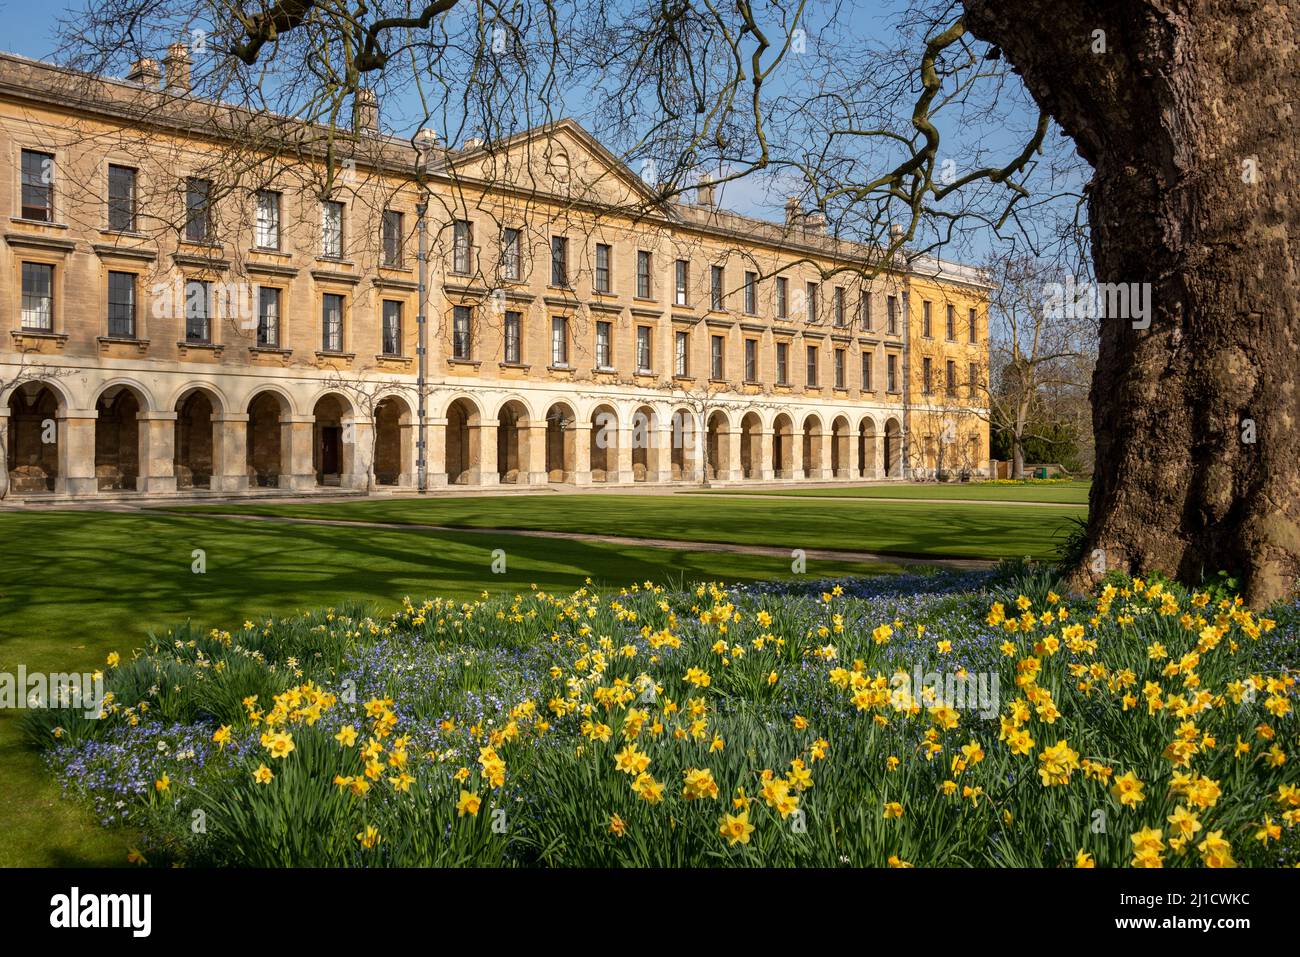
[437,119,671,215]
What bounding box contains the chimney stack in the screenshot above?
[164,43,191,94]
[784,196,803,228]
[354,88,379,135]
[696,175,716,207]
[126,57,162,88]
[803,209,827,235]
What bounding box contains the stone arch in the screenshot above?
[771,412,794,478]
[312,392,355,486]
[858,415,878,478]
[831,415,851,478]
[174,385,224,489]
[801,413,824,479]
[670,407,697,482]
[589,403,619,482]
[706,409,731,482]
[374,394,413,487]
[543,401,577,482]
[496,398,531,483]
[247,390,290,488]
[740,411,762,479]
[4,382,63,493]
[629,405,657,482]
[445,396,482,485]
[884,417,903,478]
[93,382,153,491]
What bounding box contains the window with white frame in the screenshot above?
[255,190,281,249]
[321,201,344,258]
[20,262,54,330]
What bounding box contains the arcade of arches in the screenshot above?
[4,383,943,495]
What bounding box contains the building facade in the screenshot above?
[0,49,990,498]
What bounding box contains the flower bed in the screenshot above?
[26,568,1300,867]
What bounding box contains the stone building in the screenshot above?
[0,48,990,498]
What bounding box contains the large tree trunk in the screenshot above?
[964,0,1300,605]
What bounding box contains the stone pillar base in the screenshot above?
[139,475,178,494]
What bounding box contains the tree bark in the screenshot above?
[964,0,1300,605]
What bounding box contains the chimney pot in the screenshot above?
[696,176,716,207]
[354,88,379,135]
[164,43,191,93]
[784,196,803,227]
[126,57,162,88]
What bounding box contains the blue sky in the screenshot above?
[0,2,1079,261]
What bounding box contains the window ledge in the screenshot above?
[177,340,224,355]
[10,217,67,229]
[249,346,292,355]
[97,335,149,354]
[11,329,67,346]
[499,361,531,371]
[447,357,481,367]
[547,364,575,373]
[315,350,356,361]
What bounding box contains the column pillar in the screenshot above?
[874,429,886,478]
[342,417,374,490]
[56,410,97,496]
[814,430,833,480]
[278,414,315,491]
[571,422,592,485]
[209,413,251,492]
[846,430,860,480]
[614,426,634,484]
[656,424,676,483]
[427,417,449,487]
[137,410,178,494]
[399,420,418,487]
[725,427,742,482]
[756,429,775,481]
[792,425,807,480]
[475,422,499,486]
[526,422,549,484]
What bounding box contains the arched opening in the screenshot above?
[247,391,287,488]
[174,389,218,489]
[374,396,411,487]
[445,398,479,485]
[589,405,618,482]
[670,409,696,481]
[801,415,823,479]
[740,412,761,479]
[706,411,729,481]
[884,418,902,478]
[630,406,655,482]
[831,416,850,478]
[313,394,352,486]
[858,418,877,478]
[496,400,529,484]
[544,402,576,482]
[772,414,794,478]
[94,385,145,491]
[5,383,60,493]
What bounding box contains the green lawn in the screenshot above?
[694,479,1092,505]
[175,492,1085,561]
[0,508,907,867]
